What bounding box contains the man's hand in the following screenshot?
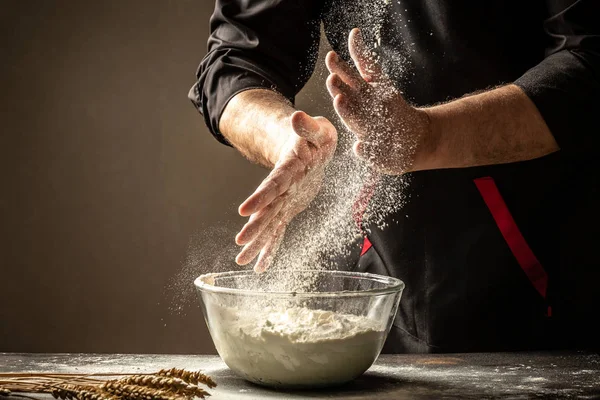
[325,28,434,174]
[234,111,337,273]
[325,28,558,173]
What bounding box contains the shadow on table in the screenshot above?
[244,372,483,400]
[208,366,600,399]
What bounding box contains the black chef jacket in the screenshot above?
[189,0,600,353]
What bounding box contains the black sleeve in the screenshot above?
[514,0,600,154]
[188,0,324,145]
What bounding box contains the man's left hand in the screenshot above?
[325,28,434,174]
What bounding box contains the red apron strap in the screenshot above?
[360,237,373,256]
[474,177,548,299]
[353,172,380,255]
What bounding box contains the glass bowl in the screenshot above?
[194,269,404,388]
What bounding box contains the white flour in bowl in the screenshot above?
[209,305,386,387]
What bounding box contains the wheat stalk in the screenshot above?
[0,368,215,399]
[112,376,209,398]
[157,368,216,389]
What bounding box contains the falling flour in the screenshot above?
[208,305,386,387]
[169,0,413,298]
[265,3,414,284]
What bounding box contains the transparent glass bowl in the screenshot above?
[194,269,404,388]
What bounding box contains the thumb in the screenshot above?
[348,28,383,83]
[291,111,330,147]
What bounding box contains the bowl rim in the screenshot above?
[193,269,405,298]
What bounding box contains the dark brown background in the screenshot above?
[1,0,331,354]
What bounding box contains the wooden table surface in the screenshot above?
[1,351,599,399]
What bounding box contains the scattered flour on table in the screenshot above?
[208,305,386,387]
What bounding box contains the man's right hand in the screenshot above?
[233,111,337,273]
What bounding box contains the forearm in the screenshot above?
[419,84,560,170]
[219,89,297,168]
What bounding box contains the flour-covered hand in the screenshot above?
[234,111,337,273]
[325,28,433,174]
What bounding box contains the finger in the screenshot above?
[353,140,368,161]
[291,111,334,148]
[253,223,287,273]
[353,140,383,162]
[353,140,382,171]
[333,94,368,140]
[326,73,355,100]
[235,216,281,265]
[348,28,383,83]
[238,166,295,217]
[235,199,284,245]
[325,51,365,90]
[290,111,320,145]
[312,116,338,154]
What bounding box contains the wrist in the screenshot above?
[412,107,444,171]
